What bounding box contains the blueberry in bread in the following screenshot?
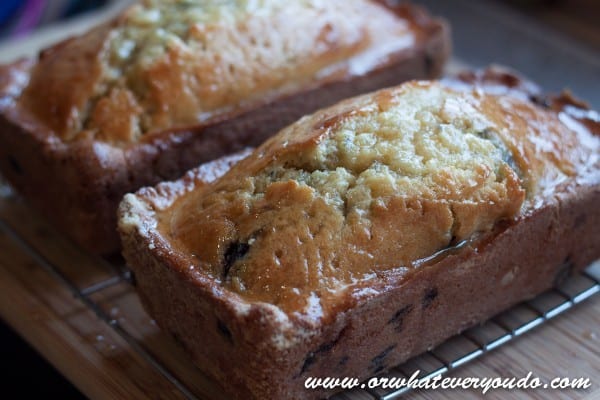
[118,67,600,399]
[0,0,449,253]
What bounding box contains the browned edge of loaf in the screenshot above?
[117,67,600,399]
[0,3,450,254]
[120,155,599,400]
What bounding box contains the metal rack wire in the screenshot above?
[0,217,199,400]
[356,267,600,400]
[1,210,598,400]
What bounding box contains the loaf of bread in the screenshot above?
[0,0,449,253]
[118,67,600,399]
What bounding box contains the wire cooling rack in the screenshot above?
[0,183,598,400]
[346,265,600,400]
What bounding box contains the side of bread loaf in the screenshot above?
[0,1,449,253]
[118,69,599,399]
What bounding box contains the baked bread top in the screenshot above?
[13,0,434,145]
[120,69,600,325]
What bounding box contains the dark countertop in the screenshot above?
[0,318,85,398]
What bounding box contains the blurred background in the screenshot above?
[0,0,111,38]
[0,0,597,107]
[0,0,597,50]
[417,0,599,107]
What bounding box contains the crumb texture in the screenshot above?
[162,82,598,321]
[18,0,414,143]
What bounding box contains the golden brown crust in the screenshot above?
[17,0,443,144]
[121,189,599,400]
[118,69,600,399]
[0,1,450,254]
[155,77,598,318]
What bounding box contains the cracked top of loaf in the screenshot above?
[121,71,600,324]
[14,0,431,144]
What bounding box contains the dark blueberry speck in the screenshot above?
[217,319,233,344]
[370,344,397,373]
[388,304,413,332]
[223,241,250,278]
[425,53,434,75]
[301,355,316,374]
[422,287,438,309]
[338,355,349,368]
[529,94,552,109]
[8,156,23,175]
[300,338,340,375]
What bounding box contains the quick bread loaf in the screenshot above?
[118,68,600,400]
[0,0,449,253]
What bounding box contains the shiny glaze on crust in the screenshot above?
[153,70,599,323]
[13,0,441,145]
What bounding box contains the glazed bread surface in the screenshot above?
[20,0,434,144]
[0,0,449,253]
[118,69,600,399]
[149,76,595,317]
